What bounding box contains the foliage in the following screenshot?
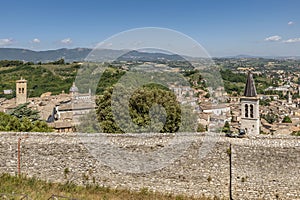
[76,110,102,133]
[96,84,187,133]
[197,123,206,132]
[261,113,278,124]
[220,69,246,95]
[221,121,230,133]
[93,66,200,133]
[0,112,52,132]
[49,58,65,65]
[0,63,77,98]
[291,131,300,136]
[282,115,292,123]
[7,102,40,121]
[96,87,124,133]
[0,60,25,67]
[182,69,204,89]
[259,98,271,106]
[96,67,126,95]
[220,69,272,95]
[220,69,246,83]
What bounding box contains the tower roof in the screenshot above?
[244,71,257,97]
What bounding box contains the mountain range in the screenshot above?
[0,48,299,62]
[0,48,91,62]
[0,48,188,63]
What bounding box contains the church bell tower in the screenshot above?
[240,72,260,135]
[16,77,27,105]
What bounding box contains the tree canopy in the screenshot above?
[0,112,52,132]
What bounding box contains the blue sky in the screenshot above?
[0,0,300,56]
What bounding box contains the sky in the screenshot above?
[0,0,300,57]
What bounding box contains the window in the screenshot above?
[250,104,254,118]
[18,88,21,94]
[22,88,24,94]
[245,104,248,118]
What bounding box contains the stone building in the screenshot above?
[16,78,27,105]
[46,82,95,132]
[240,72,260,134]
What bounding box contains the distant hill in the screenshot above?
[0,48,91,63]
[115,50,185,62]
[0,48,193,63]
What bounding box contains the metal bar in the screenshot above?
[18,137,21,176]
[229,143,233,200]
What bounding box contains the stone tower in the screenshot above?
[240,72,260,135]
[16,77,27,105]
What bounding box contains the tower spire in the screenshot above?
[244,71,257,97]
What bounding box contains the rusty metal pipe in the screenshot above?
[18,137,21,176]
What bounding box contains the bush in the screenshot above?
[291,131,300,136]
[222,121,230,133]
[197,123,206,132]
[282,115,292,123]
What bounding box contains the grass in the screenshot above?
[0,173,212,200]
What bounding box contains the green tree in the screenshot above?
[222,121,230,133]
[261,113,277,124]
[20,117,34,131]
[0,111,52,132]
[76,110,102,133]
[96,84,192,133]
[8,103,40,121]
[282,115,292,123]
[197,123,206,132]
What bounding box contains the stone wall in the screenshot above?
[0,132,299,199]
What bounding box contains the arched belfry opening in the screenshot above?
[16,77,27,105]
[240,71,260,134]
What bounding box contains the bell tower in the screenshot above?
[240,72,260,134]
[16,77,27,105]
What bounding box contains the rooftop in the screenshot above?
[244,71,257,97]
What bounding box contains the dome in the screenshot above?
[69,82,79,93]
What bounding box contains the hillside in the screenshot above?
[0,62,79,98]
[0,48,91,63]
[0,48,196,63]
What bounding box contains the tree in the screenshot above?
[261,113,278,124]
[8,103,40,121]
[96,84,190,133]
[76,110,102,133]
[222,121,230,133]
[50,58,65,65]
[282,115,292,123]
[0,112,52,132]
[291,131,300,136]
[197,123,206,132]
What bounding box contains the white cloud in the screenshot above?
[32,38,41,43]
[264,35,282,42]
[284,38,300,43]
[288,21,294,25]
[0,38,13,46]
[60,38,72,45]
